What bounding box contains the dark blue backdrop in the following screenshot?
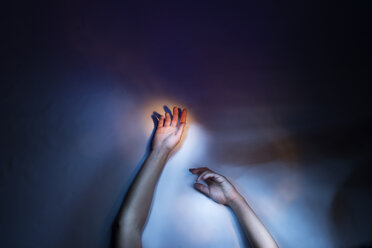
[1,1,370,247]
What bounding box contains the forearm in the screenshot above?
[116,148,170,240]
[114,106,186,247]
[229,196,278,248]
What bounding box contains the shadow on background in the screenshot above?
[330,159,372,248]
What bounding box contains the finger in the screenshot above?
[180,108,187,124]
[171,106,179,127]
[202,172,226,184]
[193,183,210,196]
[196,170,210,182]
[157,115,165,128]
[175,122,185,137]
[164,112,171,127]
[189,167,209,175]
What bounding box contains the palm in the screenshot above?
[209,183,228,204]
[152,107,187,152]
[153,126,179,150]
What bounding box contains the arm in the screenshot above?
[115,106,187,248]
[189,167,278,248]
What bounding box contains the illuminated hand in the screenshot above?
[189,167,242,206]
[152,106,187,153]
[190,167,279,248]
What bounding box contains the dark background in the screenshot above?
[1,1,371,247]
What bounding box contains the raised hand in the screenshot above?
[116,106,187,248]
[152,106,187,153]
[189,167,242,206]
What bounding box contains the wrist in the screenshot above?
[227,193,245,208]
[151,146,171,157]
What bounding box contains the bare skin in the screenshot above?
[190,167,279,248]
[115,106,187,248]
[115,107,278,248]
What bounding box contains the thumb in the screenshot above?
[193,183,209,197]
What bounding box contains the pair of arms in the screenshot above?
[115,106,278,248]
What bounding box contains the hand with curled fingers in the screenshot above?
[152,106,187,153]
[189,167,242,206]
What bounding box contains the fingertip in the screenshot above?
[173,106,178,115]
[193,182,201,188]
[180,109,187,122]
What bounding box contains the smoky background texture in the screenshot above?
[0,1,370,247]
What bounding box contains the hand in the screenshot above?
[152,106,187,153]
[189,167,242,206]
